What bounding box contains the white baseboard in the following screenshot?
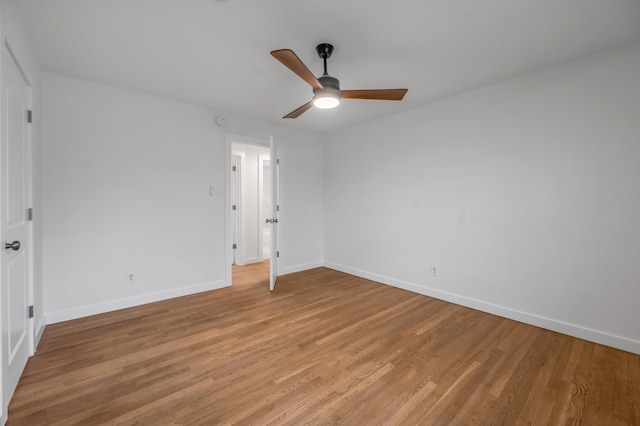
[281,261,325,276]
[45,280,229,324]
[324,261,640,355]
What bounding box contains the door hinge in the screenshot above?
[277,251,280,258]
[232,165,237,171]
[232,244,237,249]
[277,205,280,212]
[27,207,33,221]
[232,205,236,210]
[27,110,33,123]
[28,305,34,319]
[276,158,280,165]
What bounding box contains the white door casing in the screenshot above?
[1,42,33,419]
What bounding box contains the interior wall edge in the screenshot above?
[34,317,46,347]
[323,261,640,355]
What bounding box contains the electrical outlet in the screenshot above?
[431,266,438,277]
[126,272,136,284]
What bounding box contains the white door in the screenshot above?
[1,45,32,418]
[269,138,279,291]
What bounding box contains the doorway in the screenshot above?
[225,134,280,291]
[231,142,268,266]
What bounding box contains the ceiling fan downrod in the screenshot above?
[316,43,333,76]
[315,43,339,91]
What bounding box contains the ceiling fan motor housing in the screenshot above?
[315,75,340,92]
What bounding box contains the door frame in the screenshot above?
[225,133,281,287]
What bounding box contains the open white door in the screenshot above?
[1,44,33,420]
[269,138,279,291]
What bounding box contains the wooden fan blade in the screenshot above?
[271,49,323,90]
[340,88,408,101]
[283,100,314,119]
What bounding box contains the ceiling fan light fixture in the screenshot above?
[313,95,340,109]
[313,90,340,109]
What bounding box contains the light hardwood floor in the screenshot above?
[8,262,640,425]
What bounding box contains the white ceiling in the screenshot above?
[15,0,640,134]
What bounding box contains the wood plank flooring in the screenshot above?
[8,262,640,425]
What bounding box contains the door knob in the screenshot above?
[4,241,20,251]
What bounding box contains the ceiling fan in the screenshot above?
[270,43,408,119]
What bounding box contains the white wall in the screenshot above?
[42,72,324,323]
[231,141,270,264]
[324,41,640,354]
